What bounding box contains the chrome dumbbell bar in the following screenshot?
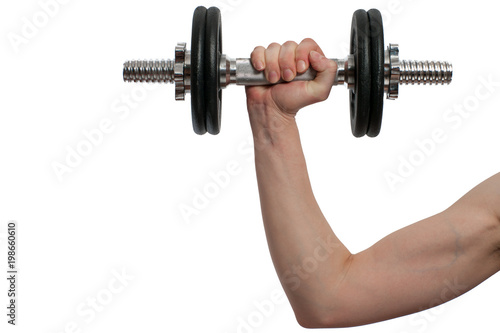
[123,43,452,100]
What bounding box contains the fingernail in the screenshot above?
[255,61,264,71]
[310,50,322,60]
[283,69,294,81]
[269,71,279,83]
[297,60,306,72]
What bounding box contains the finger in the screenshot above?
[306,50,337,102]
[295,38,325,73]
[279,41,298,82]
[265,43,281,84]
[251,46,266,71]
[271,51,336,112]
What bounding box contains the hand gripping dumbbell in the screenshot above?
[123,6,453,137]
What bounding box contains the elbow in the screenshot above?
[294,255,356,329]
[297,315,343,329]
[291,253,358,328]
[295,308,345,329]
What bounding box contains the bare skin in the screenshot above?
[245,38,500,328]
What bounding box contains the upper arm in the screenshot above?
[325,173,500,328]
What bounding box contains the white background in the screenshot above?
[1,0,500,332]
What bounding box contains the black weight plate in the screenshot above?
[366,9,384,138]
[349,9,371,137]
[205,7,223,135]
[191,6,208,135]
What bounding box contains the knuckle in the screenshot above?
[251,47,264,59]
[283,40,298,48]
[301,37,315,45]
[268,42,281,49]
[252,46,264,53]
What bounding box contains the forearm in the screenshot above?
[249,104,351,326]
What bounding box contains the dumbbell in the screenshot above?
[123,6,453,137]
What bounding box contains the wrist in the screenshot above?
[248,103,299,150]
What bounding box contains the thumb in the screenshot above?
[306,50,337,102]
